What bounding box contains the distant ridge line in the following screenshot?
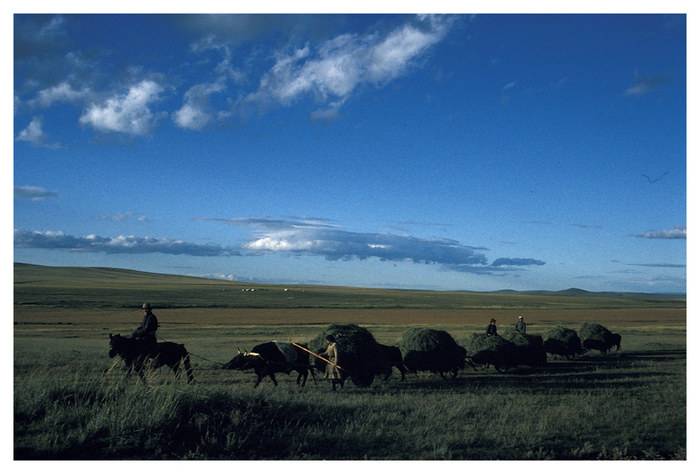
[14,262,685,299]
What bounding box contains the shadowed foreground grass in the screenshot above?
[15,345,685,460]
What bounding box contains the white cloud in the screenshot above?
[201,216,545,275]
[16,117,46,145]
[634,225,686,239]
[31,81,91,108]
[14,229,238,257]
[79,80,165,135]
[14,186,59,201]
[247,15,453,112]
[174,81,226,130]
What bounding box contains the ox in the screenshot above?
[379,344,408,381]
[224,341,316,387]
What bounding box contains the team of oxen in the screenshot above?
[108,322,621,388]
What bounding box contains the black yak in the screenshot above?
[379,343,408,381]
[543,326,583,359]
[224,341,315,387]
[579,323,622,356]
[398,328,467,379]
[463,333,517,372]
[500,329,547,367]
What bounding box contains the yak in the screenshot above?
[224,341,316,387]
[378,343,408,381]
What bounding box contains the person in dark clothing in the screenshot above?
[486,318,497,337]
[133,303,158,348]
[515,315,527,333]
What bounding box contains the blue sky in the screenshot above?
[12,12,688,293]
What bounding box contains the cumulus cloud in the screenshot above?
[14,229,238,257]
[245,15,453,113]
[15,117,46,145]
[79,80,165,135]
[14,186,59,201]
[634,225,686,239]
[31,81,92,108]
[174,80,227,130]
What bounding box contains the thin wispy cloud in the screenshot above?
[491,258,545,267]
[633,225,686,240]
[100,211,149,223]
[626,263,686,268]
[14,186,59,201]
[571,223,602,229]
[623,74,667,96]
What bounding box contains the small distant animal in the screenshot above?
[108,333,195,383]
[224,341,316,387]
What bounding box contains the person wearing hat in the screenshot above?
[515,315,527,333]
[486,318,497,337]
[133,303,159,348]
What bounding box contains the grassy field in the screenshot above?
[13,264,686,460]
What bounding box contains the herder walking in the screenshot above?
[322,334,344,391]
[515,315,527,333]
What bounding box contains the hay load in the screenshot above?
[462,333,517,371]
[543,326,582,359]
[396,328,466,378]
[579,322,622,355]
[307,323,391,387]
[501,329,547,366]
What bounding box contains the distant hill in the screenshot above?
[13,263,686,310]
[489,287,685,300]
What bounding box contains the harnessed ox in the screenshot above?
[108,334,195,383]
[224,341,316,387]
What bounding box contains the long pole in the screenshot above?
[292,342,345,371]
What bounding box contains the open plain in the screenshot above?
[14,264,686,460]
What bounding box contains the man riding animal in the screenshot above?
[133,303,159,349]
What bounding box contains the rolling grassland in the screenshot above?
[14,264,686,460]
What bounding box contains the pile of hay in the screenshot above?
[579,322,621,355]
[307,323,390,387]
[543,326,582,359]
[462,333,517,371]
[396,328,466,377]
[501,329,547,366]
